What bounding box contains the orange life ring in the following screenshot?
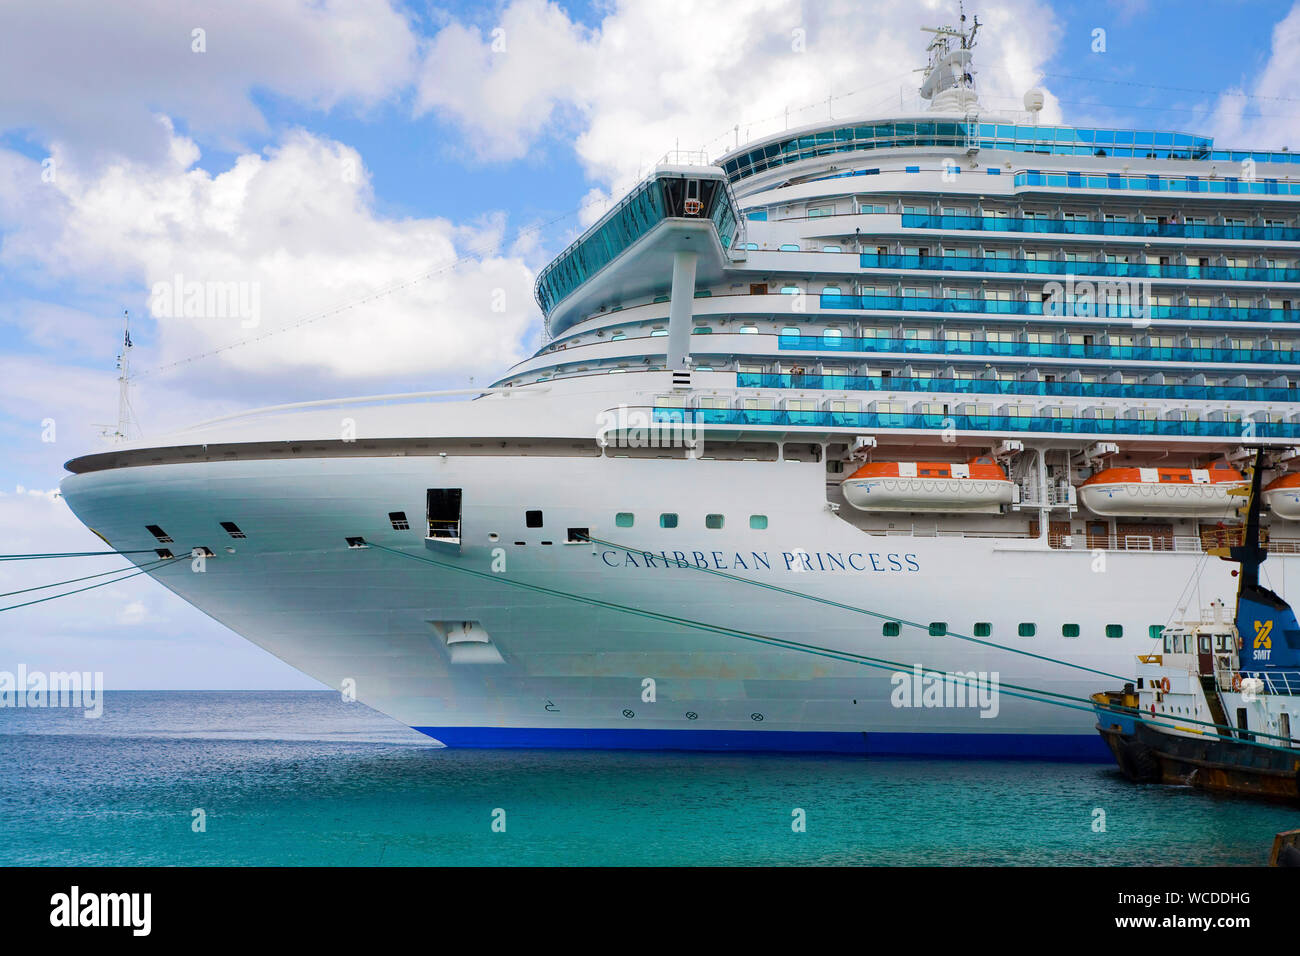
[1160,677,1171,693]
[1232,673,1242,692]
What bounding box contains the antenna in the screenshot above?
[106,310,139,443]
[918,6,982,113]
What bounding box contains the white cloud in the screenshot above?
[0,127,539,388]
[117,601,149,626]
[1207,2,1300,151]
[415,0,1064,187]
[414,0,595,161]
[0,0,419,165]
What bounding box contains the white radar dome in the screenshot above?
[1023,88,1045,113]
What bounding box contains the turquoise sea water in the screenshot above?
[2,691,1296,866]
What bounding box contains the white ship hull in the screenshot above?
[60,445,1258,758]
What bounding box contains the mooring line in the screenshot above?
[0,558,180,613]
[0,550,159,562]
[0,557,174,599]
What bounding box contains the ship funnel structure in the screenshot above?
[919,11,981,113]
[1228,449,1300,672]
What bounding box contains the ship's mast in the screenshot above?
[1225,448,1268,593]
[918,5,982,113]
[107,310,139,443]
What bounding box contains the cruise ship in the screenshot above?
[59,20,1300,757]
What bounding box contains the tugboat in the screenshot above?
[1093,449,1300,801]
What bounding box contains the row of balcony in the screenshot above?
[776,334,1297,365]
[901,213,1300,242]
[857,253,1300,284]
[652,407,1300,438]
[819,293,1297,324]
[734,372,1296,403]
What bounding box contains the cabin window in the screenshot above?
[1149,625,1163,639]
[705,514,724,529]
[525,510,543,528]
[659,513,678,529]
[749,515,768,529]
[650,329,668,337]
[973,622,991,637]
[1017,623,1036,637]
[388,512,410,531]
[566,527,589,544]
[1062,623,1080,638]
[1163,636,1173,653]
[929,622,947,637]
[883,621,901,637]
[146,524,173,544]
[155,548,173,559]
[615,512,634,528]
[219,521,246,539]
[1106,624,1124,639]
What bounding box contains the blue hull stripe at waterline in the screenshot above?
[411,726,1112,760]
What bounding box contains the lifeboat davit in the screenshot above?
[1264,473,1300,519]
[1078,462,1245,517]
[840,456,1016,513]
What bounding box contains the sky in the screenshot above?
[1,0,1297,689]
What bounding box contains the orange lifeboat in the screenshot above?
[840,456,1016,513]
[1264,473,1300,519]
[1078,462,1245,517]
